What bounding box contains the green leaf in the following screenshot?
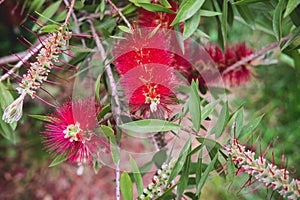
[129,156,143,195]
[199,9,222,17]
[235,5,255,26]
[161,0,172,8]
[120,119,181,133]
[284,0,300,18]
[281,26,300,51]
[189,80,201,132]
[32,0,62,31]
[171,0,205,26]
[200,100,220,123]
[49,154,67,167]
[98,104,111,119]
[167,139,191,185]
[120,172,133,200]
[29,0,46,12]
[232,0,264,5]
[209,102,229,139]
[227,155,235,181]
[93,158,102,174]
[177,145,191,198]
[28,114,56,122]
[0,108,16,142]
[129,0,150,7]
[196,154,218,197]
[101,125,114,138]
[0,82,17,131]
[118,25,133,33]
[240,114,264,141]
[230,108,244,138]
[110,137,120,164]
[156,184,177,200]
[152,149,167,168]
[195,147,203,185]
[139,3,175,13]
[183,9,201,39]
[273,0,285,42]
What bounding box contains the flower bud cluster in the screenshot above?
[224,139,300,200]
[17,27,71,98]
[138,160,176,200]
[2,27,71,124]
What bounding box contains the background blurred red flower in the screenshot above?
[206,42,253,86]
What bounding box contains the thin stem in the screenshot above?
[0,43,43,82]
[222,35,292,75]
[88,19,122,200]
[63,0,86,47]
[0,51,28,65]
[106,0,133,30]
[62,0,75,27]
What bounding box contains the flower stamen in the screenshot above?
[63,122,82,142]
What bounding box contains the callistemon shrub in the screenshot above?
[206,42,253,86]
[43,99,109,163]
[120,64,178,118]
[113,28,174,75]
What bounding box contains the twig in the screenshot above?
[0,43,43,82]
[63,0,86,47]
[88,19,122,200]
[222,35,292,74]
[0,51,28,65]
[62,0,75,26]
[106,0,133,30]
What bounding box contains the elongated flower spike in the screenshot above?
[2,27,71,123]
[138,160,176,200]
[224,139,300,199]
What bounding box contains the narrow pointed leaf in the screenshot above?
[189,80,201,132]
[120,119,181,133]
[120,172,133,200]
[171,0,205,26]
[196,155,218,196]
[130,156,143,195]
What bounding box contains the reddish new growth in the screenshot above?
[138,1,179,29]
[121,64,177,117]
[43,99,108,163]
[113,28,174,75]
[206,42,253,86]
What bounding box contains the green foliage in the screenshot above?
[121,172,133,200]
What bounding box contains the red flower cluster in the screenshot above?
[114,29,178,117]
[206,42,253,86]
[43,99,108,163]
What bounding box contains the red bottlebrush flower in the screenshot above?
[206,42,253,86]
[43,99,108,163]
[113,28,174,75]
[138,1,179,29]
[121,64,178,117]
